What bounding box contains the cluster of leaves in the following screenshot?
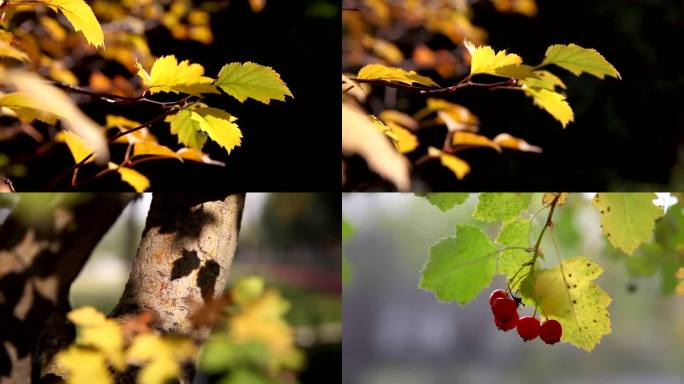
[198,276,304,384]
[417,193,666,351]
[52,276,303,383]
[53,307,197,384]
[0,0,290,190]
[342,1,619,191]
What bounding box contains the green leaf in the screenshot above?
[356,64,439,88]
[215,62,292,104]
[541,44,620,79]
[165,110,208,150]
[523,88,574,128]
[495,219,531,285]
[473,193,532,223]
[593,193,664,255]
[520,257,611,351]
[342,219,355,241]
[419,193,469,212]
[419,224,497,304]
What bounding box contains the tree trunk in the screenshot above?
[0,193,135,384]
[112,193,245,339]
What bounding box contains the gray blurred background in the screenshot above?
[343,193,684,384]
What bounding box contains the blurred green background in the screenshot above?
[343,193,684,384]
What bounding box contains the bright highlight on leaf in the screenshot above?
[138,55,217,95]
[357,63,439,88]
[473,193,532,223]
[215,62,293,104]
[541,44,621,80]
[524,87,574,128]
[420,224,497,304]
[427,147,470,180]
[464,40,531,78]
[520,257,612,351]
[593,193,664,255]
[108,163,150,192]
[44,0,104,47]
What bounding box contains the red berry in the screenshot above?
[489,289,508,307]
[539,319,562,344]
[494,312,518,331]
[516,316,540,341]
[491,298,518,322]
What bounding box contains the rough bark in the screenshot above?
[0,193,135,384]
[112,193,245,340]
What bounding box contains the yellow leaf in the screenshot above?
[415,98,479,127]
[378,110,418,130]
[361,35,404,64]
[493,133,543,153]
[57,131,95,164]
[106,115,155,144]
[342,103,410,190]
[357,64,439,87]
[451,132,501,152]
[9,70,108,164]
[520,70,566,91]
[521,257,611,351]
[230,289,299,370]
[492,0,537,17]
[108,163,150,192]
[176,148,226,166]
[133,142,181,160]
[249,0,266,12]
[464,41,528,78]
[127,334,196,384]
[189,108,242,154]
[44,0,104,48]
[428,147,470,180]
[67,306,106,327]
[232,276,266,305]
[79,320,125,371]
[55,346,112,384]
[0,31,30,62]
[0,92,57,124]
[386,122,418,154]
[215,62,292,104]
[139,55,218,95]
[524,88,574,128]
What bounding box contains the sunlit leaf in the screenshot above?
[108,163,150,192]
[138,55,218,95]
[541,44,620,79]
[451,132,501,152]
[215,62,292,104]
[428,146,470,180]
[357,63,439,87]
[55,346,112,384]
[464,41,531,78]
[524,87,574,128]
[43,0,104,47]
[493,133,543,153]
[0,92,57,124]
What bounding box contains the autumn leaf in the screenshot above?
[372,117,418,154]
[519,70,566,91]
[56,131,95,164]
[165,110,208,150]
[523,87,574,128]
[215,62,292,104]
[356,63,439,88]
[8,70,109,164]
[137,55,218,95]
[520,257,612,351]
[541,44,621,80]
[342,103,410,190]
[55,346,112,384]
[0,92,57,124]
[126,334,197,384]
[43,0,104,48]
[189,108,242,154]
[493,133,542,153]
[132,142,181,160]
[108,163,150,192]
[428,147,470,180]
[464,40,532,79]
[0,31,29,62]
[451,132,502,152]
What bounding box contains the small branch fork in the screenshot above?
[506,193,563,292]
[46,83,198,190]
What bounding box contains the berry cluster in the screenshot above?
[489,289,562,344]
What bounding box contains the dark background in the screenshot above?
[6,0,340,192]
[347,0,684,191]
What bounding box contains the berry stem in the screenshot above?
[529,193,562,275]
